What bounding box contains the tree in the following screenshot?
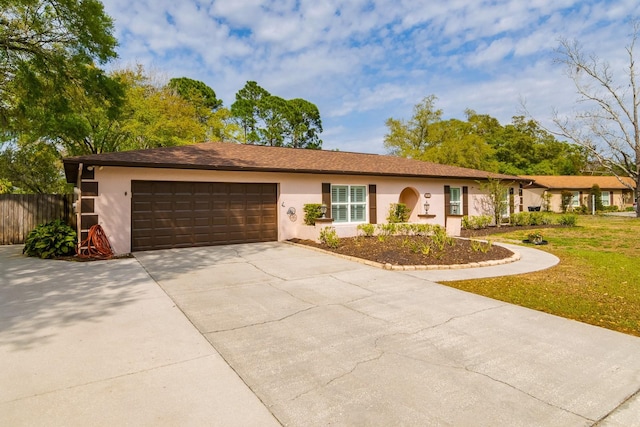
[384,95,442,158]
[231,81,270,144]
[0,138,70,193]
[386,96,588,174]
[493,116,586,175]
[0,0,118,127]
[477,178,510,227]
[168,77,222,112]
[230,81,323,149]
[0,177,11,193]
[285,98,322,149]
[553,21,640,216]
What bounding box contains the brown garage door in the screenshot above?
[131,181,278,251]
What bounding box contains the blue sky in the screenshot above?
[101,0,639,153]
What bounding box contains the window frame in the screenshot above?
[331,184,367,223]
[571,191,580,207]
[601,191,611,207]
[449,187,462,215]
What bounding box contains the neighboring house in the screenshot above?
[521,175,636,212]
[63,142,523,254]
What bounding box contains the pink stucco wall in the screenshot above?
[88,167,516,254]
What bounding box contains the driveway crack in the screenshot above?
[290,351,385,402]
[592,385,640,426]
[205,306,317,334]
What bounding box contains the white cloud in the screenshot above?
[100,0,639,153]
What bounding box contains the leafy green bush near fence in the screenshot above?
[23,220,77,259]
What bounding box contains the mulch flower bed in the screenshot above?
[291,235,514,266]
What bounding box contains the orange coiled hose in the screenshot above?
[77,224,114,259]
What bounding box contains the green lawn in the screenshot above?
[445,215,640,337]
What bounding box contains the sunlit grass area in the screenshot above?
[444,215,640,337]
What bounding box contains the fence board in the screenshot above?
[0,194,75,245]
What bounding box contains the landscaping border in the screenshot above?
[285,240,521,271]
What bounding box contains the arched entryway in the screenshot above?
[399,187,420,222]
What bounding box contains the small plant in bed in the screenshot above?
[294,225,513,266]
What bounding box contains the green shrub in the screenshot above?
[303,203,323,225]
[357,223,376,237]
[590,184,603,211]
[574,205,589,215]
[23,220,77,259]
[560,190,573,213]
[462,215,492,229]
[397,223,416,235]
[557,214,578,226]
[409,223,432,236]
[387,203,410,223]
[470,239,492,253]
[510,212,531,226]
[319,226,340,248]
[431,225,453,251]
[402,238,431,255]
[462,215,471,229]
[530,212,553,225]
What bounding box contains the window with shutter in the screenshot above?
[331,185,367,223]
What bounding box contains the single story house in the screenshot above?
[521,175,636,212]
[63,142,524,254]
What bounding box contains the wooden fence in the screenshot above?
[0,194,75,245]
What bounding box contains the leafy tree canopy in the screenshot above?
[168,77,223,113]
[384,95,587,175]
[0,138,70,193]
[0,0,118,127]
[0,64,241,192]
[231,81,322,149]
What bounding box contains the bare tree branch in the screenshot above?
[549,21,640,215]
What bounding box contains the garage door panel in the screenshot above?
[132,181,278,251]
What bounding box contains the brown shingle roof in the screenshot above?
[522,175,636,190]
[63,142,521,183]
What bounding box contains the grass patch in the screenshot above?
[443,215,640,337]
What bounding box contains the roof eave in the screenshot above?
[62,158,522,183]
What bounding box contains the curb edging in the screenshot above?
[284,241,521,271]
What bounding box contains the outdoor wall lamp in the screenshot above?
[424,201,430,214]
[320,203,327,218]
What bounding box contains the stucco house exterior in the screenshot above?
[521,175,636,212]
[63,142,523,254]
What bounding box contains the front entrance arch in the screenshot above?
[399,187,420,222]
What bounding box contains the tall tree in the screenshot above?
[231,81,270,144]
[0,138,69,193]
[386,95,587,174]
[168,77,223,119]
[384,95,442,158]
[384,96,498,171]
[0,0,118,128]
[231,81,322,149]
[553,21,640,215]
[285,98,323,149]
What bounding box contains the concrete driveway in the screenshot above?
[133,242,640,426]
[2,242,640,426]
[0,245,278,426]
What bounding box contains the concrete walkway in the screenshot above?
[406,242,561,282]
[2,242,640,426]
[0,245,279,427]
[134,242,640,426]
